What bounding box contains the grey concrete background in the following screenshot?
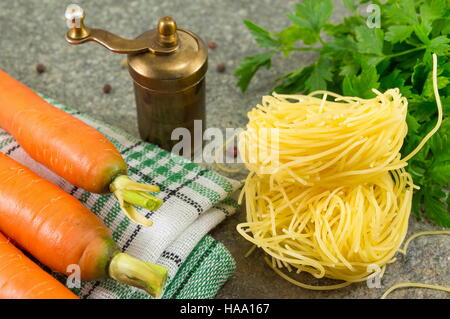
[0,0,448,299]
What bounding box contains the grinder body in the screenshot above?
[65,7,207,152]
[127,27,208,151]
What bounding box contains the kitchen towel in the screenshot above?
[0,94,241,299]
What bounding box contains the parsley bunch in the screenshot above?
[235,0,450,227]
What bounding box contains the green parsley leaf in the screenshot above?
[243,20,278,48]
[427,35,450,55]
[354,26,384,56]
[422,75,450,97]
[385,0,418,26]
[274,66,314,94]
[385,25,414,43]
[288,0,333,33]
[406,113,421,134]
[414,24,432,44]
[305,58,333,91]
[420,0,445,29]
[441,19,450,35]
[412,62,430,93]
[235,51,274,92]
[430,161,450,185]
[276,25,316,51]
[342,66,379,98]
[424,192,450,227]
[380,69,404,90]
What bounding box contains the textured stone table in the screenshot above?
[0,0,448,299]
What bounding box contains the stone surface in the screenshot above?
[0,0,448,299]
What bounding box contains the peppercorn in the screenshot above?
[217,64,226,73]
[36,64,46,74]
[103,84,112,94]
[208,41,217,49]
[229,146,238,158]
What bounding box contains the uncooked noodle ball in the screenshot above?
[237,169,413,286]
[238,89,409,187]
[236,88,416,288]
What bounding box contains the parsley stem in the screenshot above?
[386,46,426,59]
[290,47,322,52]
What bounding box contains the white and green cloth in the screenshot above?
[0,95,241,299]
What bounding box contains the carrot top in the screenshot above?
[110,175,163,227]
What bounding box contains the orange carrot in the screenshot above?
[0,70,161,226]
[0,153,167,297]
[0,232,79,299]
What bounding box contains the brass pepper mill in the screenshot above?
[65,4,207,152]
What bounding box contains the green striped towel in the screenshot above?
[0,94,241,299]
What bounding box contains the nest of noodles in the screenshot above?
[237,89,416,287]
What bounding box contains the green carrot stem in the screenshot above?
[110,175,163,227]
[110,175,160,193]
[120,190,163,211]
[109,252,168,298]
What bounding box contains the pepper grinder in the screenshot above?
[65,4,207,152]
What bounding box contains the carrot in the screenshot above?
[0,232,79,299]
[0,70,161,226]
[0,152,167,297]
